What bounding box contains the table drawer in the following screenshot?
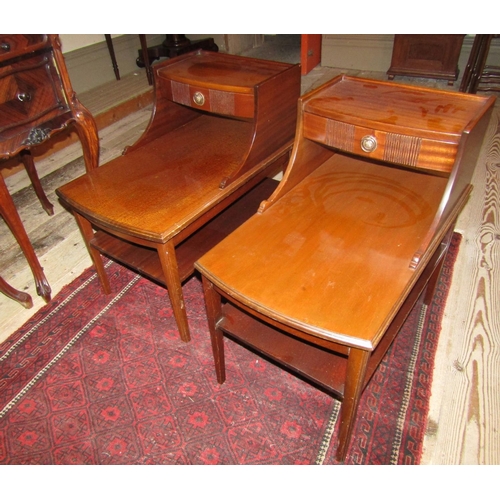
[303,112,458,174]
[0,54,67,139]
[161,78,255,119]
[0,35,48,63]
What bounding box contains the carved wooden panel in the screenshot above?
[0,55,66,139]
[325,118,355,151]
[384,133,422,167]
[209,88,235,117]
[170,80,190,106]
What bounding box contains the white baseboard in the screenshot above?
[64,35,165,93]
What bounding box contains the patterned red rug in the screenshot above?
[0,233,461,464]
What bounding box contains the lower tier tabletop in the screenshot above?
[196,152,449,349]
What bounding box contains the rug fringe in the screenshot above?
[389,302,428,464]
[0,261,114,363]
[314,400,341,464]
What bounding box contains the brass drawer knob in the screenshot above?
[17,92,32,102]
[193,91,205,106]
[1,42,11,51]
[361,135,377,153]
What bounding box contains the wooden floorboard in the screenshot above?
[421,104,500,464]
[1,52,499,464]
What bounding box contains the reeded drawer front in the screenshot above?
[0,55,67,140]
[303,112,458,174]
[162,79,254,119]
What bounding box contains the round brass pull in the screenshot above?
[17,92,32,102]
[193,91,205,106]
[360,135,377,153]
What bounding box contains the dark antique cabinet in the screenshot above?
[0,34,98,307]
[57,50,301,342]
[387,34,465,84]
[195,75,495,462]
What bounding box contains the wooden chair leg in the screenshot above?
[0,274,33,308]
[460,35,483,92]
[157,240,191,342]
[336,348,371,462]
[0,175,51,302]
[73,212,111,294]
[470,35,493,94]
[104,34,120,81]
[461,34,494,94]
[20,150,54,216]
[201,276,226,384]
[139,34,153,86]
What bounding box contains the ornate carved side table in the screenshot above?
[1,34,99,307]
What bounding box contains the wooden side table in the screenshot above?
[195,75,495,462]
[0,34,99,307]
[57,50,301,342]
[387,34,465,84]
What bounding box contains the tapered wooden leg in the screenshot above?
[73,212,111,294]
[336,348,371,462]
[20,150,54,216]
[423,229,453,305]
[157,240,190,343]
[423,256,445,306]
[201,276,226,384]
[0,175,51,302]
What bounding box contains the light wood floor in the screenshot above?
[1,47,499,464]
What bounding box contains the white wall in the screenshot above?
[60,35,121,53]
[59,35,227,93]
[321,35,500,76]
[59,34,226,54]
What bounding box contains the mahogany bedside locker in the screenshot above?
[195,75,495,461]
[57,50,301,342]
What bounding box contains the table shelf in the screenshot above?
[90,178,278,285]
[219,302,349,398]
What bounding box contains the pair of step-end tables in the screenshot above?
[57,50,495,462]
